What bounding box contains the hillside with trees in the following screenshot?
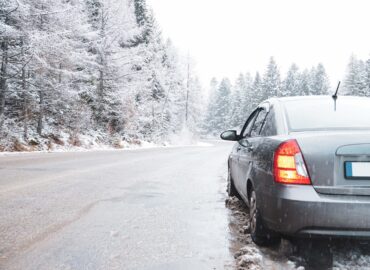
[2,1,370,150]
[0,0,203,151]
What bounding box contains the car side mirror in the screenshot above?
[220,130,239,141]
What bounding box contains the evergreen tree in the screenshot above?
[282,63,300,96]
[204,78,219,135]
[364,59,370,96]
[343,55,367,96]
[186,76,204,135]
[262,57,281,98]
[242,72,254,115]
[344,55,359,95]
[0,0,25,127]
[311,63,330,95]
[229,74,245,127]
[213,78,232,132]
[299,69,311,96]
[134,0,148,27]
[251,72,263,108]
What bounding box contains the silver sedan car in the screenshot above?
[221,96,370,246]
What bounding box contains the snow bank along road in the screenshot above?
[0,141,239,270]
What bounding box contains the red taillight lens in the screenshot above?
[273,140,311,185]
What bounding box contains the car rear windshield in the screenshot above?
[284,98,370,131]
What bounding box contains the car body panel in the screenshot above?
[262,184,370,237]
[293,131,370,195]
[226,95,370,238]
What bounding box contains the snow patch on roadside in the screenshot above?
[0,136,214,155]
[195,141,213,147]
[0,123,214,154]
[237,246,264,270]
[225,196,303,270]
[333,246,370,270]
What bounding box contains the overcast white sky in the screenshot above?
[147,0,370,89]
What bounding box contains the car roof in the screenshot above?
[261,96,370,135]
[267,95,370,105]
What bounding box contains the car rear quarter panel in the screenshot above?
[248,137,286,209]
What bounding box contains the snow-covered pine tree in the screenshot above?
[156,39,185,138]
[0,0,26,130]
[203,77,219,135]
[130,9,171,142]
[310,63,330,95]
[242,72,254,115]
[354,60,367,96]
[186,75,204,136]
[262,57,281,98]
[364,59,370,97]
[229,73,245,128]
[344,55,359,95]
[213,78,232,132]
[251,72,263,108]
[343,55,367,96]
[282,63,300,96]
[299,69,311,96]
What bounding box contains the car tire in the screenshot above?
[249,189,280,246]
[227,167,241,199]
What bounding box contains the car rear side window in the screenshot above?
[250,109,268,137]
[242,110,258,137]
[260,109,277,136]
[284,98,370,131]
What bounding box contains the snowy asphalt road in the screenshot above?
[0,141,238,270]
[4,141,370,270]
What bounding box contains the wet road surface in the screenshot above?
[0,141,238,270]
[2,141,370,270]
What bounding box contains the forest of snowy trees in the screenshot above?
[204,56,370,136]
[0,0,203,151]
[343,55,370,97]
[2,1,370,150]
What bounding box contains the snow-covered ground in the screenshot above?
[0,141,213,156]
[0,128,213,156]
[225,196,302,270]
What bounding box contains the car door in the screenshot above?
[237,105,269,199]
[233,109,259,197]
[229,142,241,184]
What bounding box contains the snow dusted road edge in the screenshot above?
[226,195,370,270]
[226,196,304,270]
[0,141,214,156]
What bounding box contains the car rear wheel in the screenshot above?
[249,189,280,246]
[227,167,240,199]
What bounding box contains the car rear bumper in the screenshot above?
[261,185,370,238]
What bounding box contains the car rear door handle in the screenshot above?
[247,146,254,152]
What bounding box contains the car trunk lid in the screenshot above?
[294,131,370,196]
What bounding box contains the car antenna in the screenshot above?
[332,81,341,111]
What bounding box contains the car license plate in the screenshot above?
[345,162,370,179]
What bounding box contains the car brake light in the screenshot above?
[273,140,311,185]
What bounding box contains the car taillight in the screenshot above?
[273,139,311,185]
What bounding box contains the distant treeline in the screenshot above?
[204,56,370,135]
